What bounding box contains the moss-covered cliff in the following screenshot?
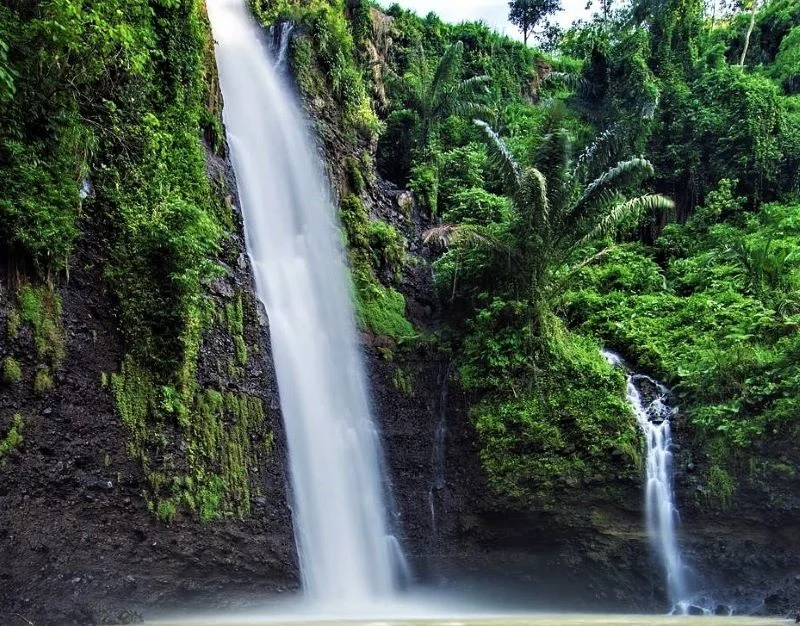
[0,2,297,623]
[1,0,799,621]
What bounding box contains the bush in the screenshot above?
[409,162,439,215]
[467,314,638,503]
[443,188,511,226]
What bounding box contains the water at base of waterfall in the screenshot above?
[145,613,779,626]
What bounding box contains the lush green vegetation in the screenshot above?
[0,0,274,522]
[1,0,798,516]
[0,414,24,458]
[357,0,796,506]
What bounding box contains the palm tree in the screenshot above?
[426,120,674,310]
[403,41,490,152]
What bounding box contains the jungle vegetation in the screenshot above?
[0,0,798,518]
[261,0,799,508]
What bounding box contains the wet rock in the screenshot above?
[211,277,235,298]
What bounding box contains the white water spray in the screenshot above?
[208,0,403,606]
[603,351,687,608]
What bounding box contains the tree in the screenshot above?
[426,121,674,311]
[739,0,760,66]
[403,41,490,152]
[508,0,562,46]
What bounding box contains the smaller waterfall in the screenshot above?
[271,21,294,69]
[604,351,687,609]
[428,362,452,538]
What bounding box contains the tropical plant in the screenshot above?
[426,121,674,313]
[402,41,490,152]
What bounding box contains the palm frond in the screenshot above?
[422,223,499,250]
[455,74,492,91]
[438,75,491,119]
[569,157,655,224]
[578,194,674,246]
[544,71,585,90]
[473,118,521,195]
[430,41,464,107]
[517,166,550,234]
[529,130,571,227]
[573,124,623,180]
[402,45,431,112]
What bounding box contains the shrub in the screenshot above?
[409,162,439,215]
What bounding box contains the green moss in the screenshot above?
[16,284,65,367]
[391,366,414,396]
[462,313,639,504]
[704,465,735,509]
[33,367,53,395]
[0,413,24,457]
[234,335,248,366]
[111,355,153,446]
[7,310,20,339]
[2,357,21,384]
[355,279,415,341]
[340,194,370,249]
[113,345,269,522]
[155,499,177,523]
[224,292,245,337]
[339,194,414,340]
[345,156,365,194]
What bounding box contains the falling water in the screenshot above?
[428,362,452,539]
[603,351,687,609]
[271,21,295,69]
[208,0,403,606]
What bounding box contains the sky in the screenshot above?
[381,0,591,41]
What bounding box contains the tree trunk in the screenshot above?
[739,0,758,66]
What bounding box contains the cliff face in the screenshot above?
[0,143,298,626]
[293,13,800,613]
[2,2,799,623]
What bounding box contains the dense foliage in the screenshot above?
[1,0,798,517]
[0,0,273,522]
[358,0,798,507]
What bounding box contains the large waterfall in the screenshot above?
[208,0,403,606]
[604,352,687,609]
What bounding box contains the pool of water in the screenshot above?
[146,616,788,626]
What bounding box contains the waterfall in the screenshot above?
[603,351,687,610]
[428,362,451,539]
[208,0,404,606]
[272,21,295,69]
